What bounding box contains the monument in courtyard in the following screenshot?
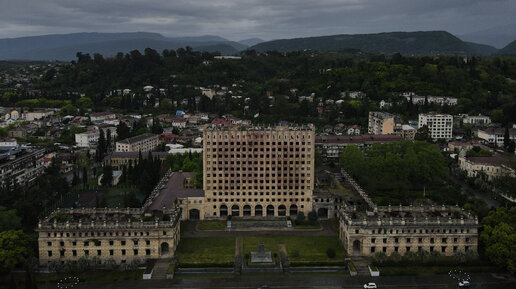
[251,243,272,263]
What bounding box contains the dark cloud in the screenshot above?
[1,0,515,42]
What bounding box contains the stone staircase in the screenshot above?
[351,257,371,276]
[151,258,173,280]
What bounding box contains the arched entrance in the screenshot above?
[266,205,275,216]
[160,242,170,257]
[255,205,263,217]
[317,208,328,219]
[189,209,200,220]
[289,204,298,216]
[278,205,286,216]
[231,205,240,216]
[220,205,228,217]
[352,240,361,255]
[243,205,251,216]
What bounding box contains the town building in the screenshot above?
[0,147,46,187]
[36,207,181,266]
[315,135,403,159]
[104,151,169,169]
[90,112,116,122]
[401,125,417,140]
[0,137,18,148]
[337,170,479,257]
[115,133,159,152]
[404,94,458,106]
[24,110,54,121]
[202,124,315,218]
[418,113,453,140]
[458,154,515,181]
[347,125,361,136]
[462,115,491,126]
[75,131,99,148]
[477,128,516,147]
[368,111,402,135]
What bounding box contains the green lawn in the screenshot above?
[243,236,346,266]
[198,220,227,230]
[379,265,501,276]
[176,237,235,267]
[292,221,321,230]
[103,187,142,207]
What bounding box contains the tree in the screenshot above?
[339,145,365,177]
[480,207,516,274]
[82,167,88,189]
[101,165,113,187]
[116,122,131,141]
[308,211,318,222]
[96,129,106,162]
[0,207,21,231]
[295,212,305,225]
[504,126,510,148]
[415,125,432,142]
[0,230,31,272]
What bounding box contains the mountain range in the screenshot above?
[0,31,515,61]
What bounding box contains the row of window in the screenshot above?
[369,245,470,253]
[206,186,308,190]
[206,198,309,203]
[207,159,310,164]
[47,248,151,257]
[46,230,170,238]
[209,191,306,196]
[359,228,473,234]
[207,173,308,178]
[48,239,151,247]
[206,166,311,171]
[207,147,311,152]
[205,133,312,140]
[370,237,471,244]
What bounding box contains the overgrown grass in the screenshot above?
[176,237,235,267]
[292,221,321,229]
[198,220,227,230]
[379,265,501,276]
[243,236,346,266]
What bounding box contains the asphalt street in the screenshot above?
[39,272,516,289]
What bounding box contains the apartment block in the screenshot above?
[418,113,453,140]
[115,133,159,152]
[368,111,401,135]
[202,125,315,218]
[75,131,99,148]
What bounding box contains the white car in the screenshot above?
[363,283,377,289]
[458,280,470,287]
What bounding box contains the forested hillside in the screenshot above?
[9,48,516,125]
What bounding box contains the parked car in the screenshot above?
[458,280,470,287]
[363,283,377,289]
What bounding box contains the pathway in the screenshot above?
[234,236,243,275]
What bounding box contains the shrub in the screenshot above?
[295,212,305,225]
[308,211,318,222]
[326,248,336,259]
[291,250,300,258]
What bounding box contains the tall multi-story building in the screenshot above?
[477,128,516,147]
[0,147,46,187]
[202,125,315,218]
[418,113,453,140]
[368,112,401,135]
[115,133,159,152]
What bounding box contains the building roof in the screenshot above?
[315,134,402,144]
[466,155,513,167]
[117,133,157,145]
[479,128,516,136]
[109,151,169,159]
[147,172,204,211]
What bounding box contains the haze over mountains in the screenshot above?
[0,31,515,61]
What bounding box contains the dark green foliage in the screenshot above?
[340,141,451,205]
[326,248,336,259]
[308,211,318,222]
[0,230,31,272]
[295,212,306,225]
[480,207,516,273]
[101,165,113,187]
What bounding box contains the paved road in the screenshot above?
[40,272,515,289]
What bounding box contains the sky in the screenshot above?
[1,0,515,42]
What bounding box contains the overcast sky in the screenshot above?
[1,0,515,41]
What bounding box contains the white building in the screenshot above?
[115,133,159,152]
[24,110,54,121]
[477,128,516,147]
[405,95,458,106]
[418,113,453,140]
[463,115,491,126]
[75,131,99,148]
[0,137,17,148]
